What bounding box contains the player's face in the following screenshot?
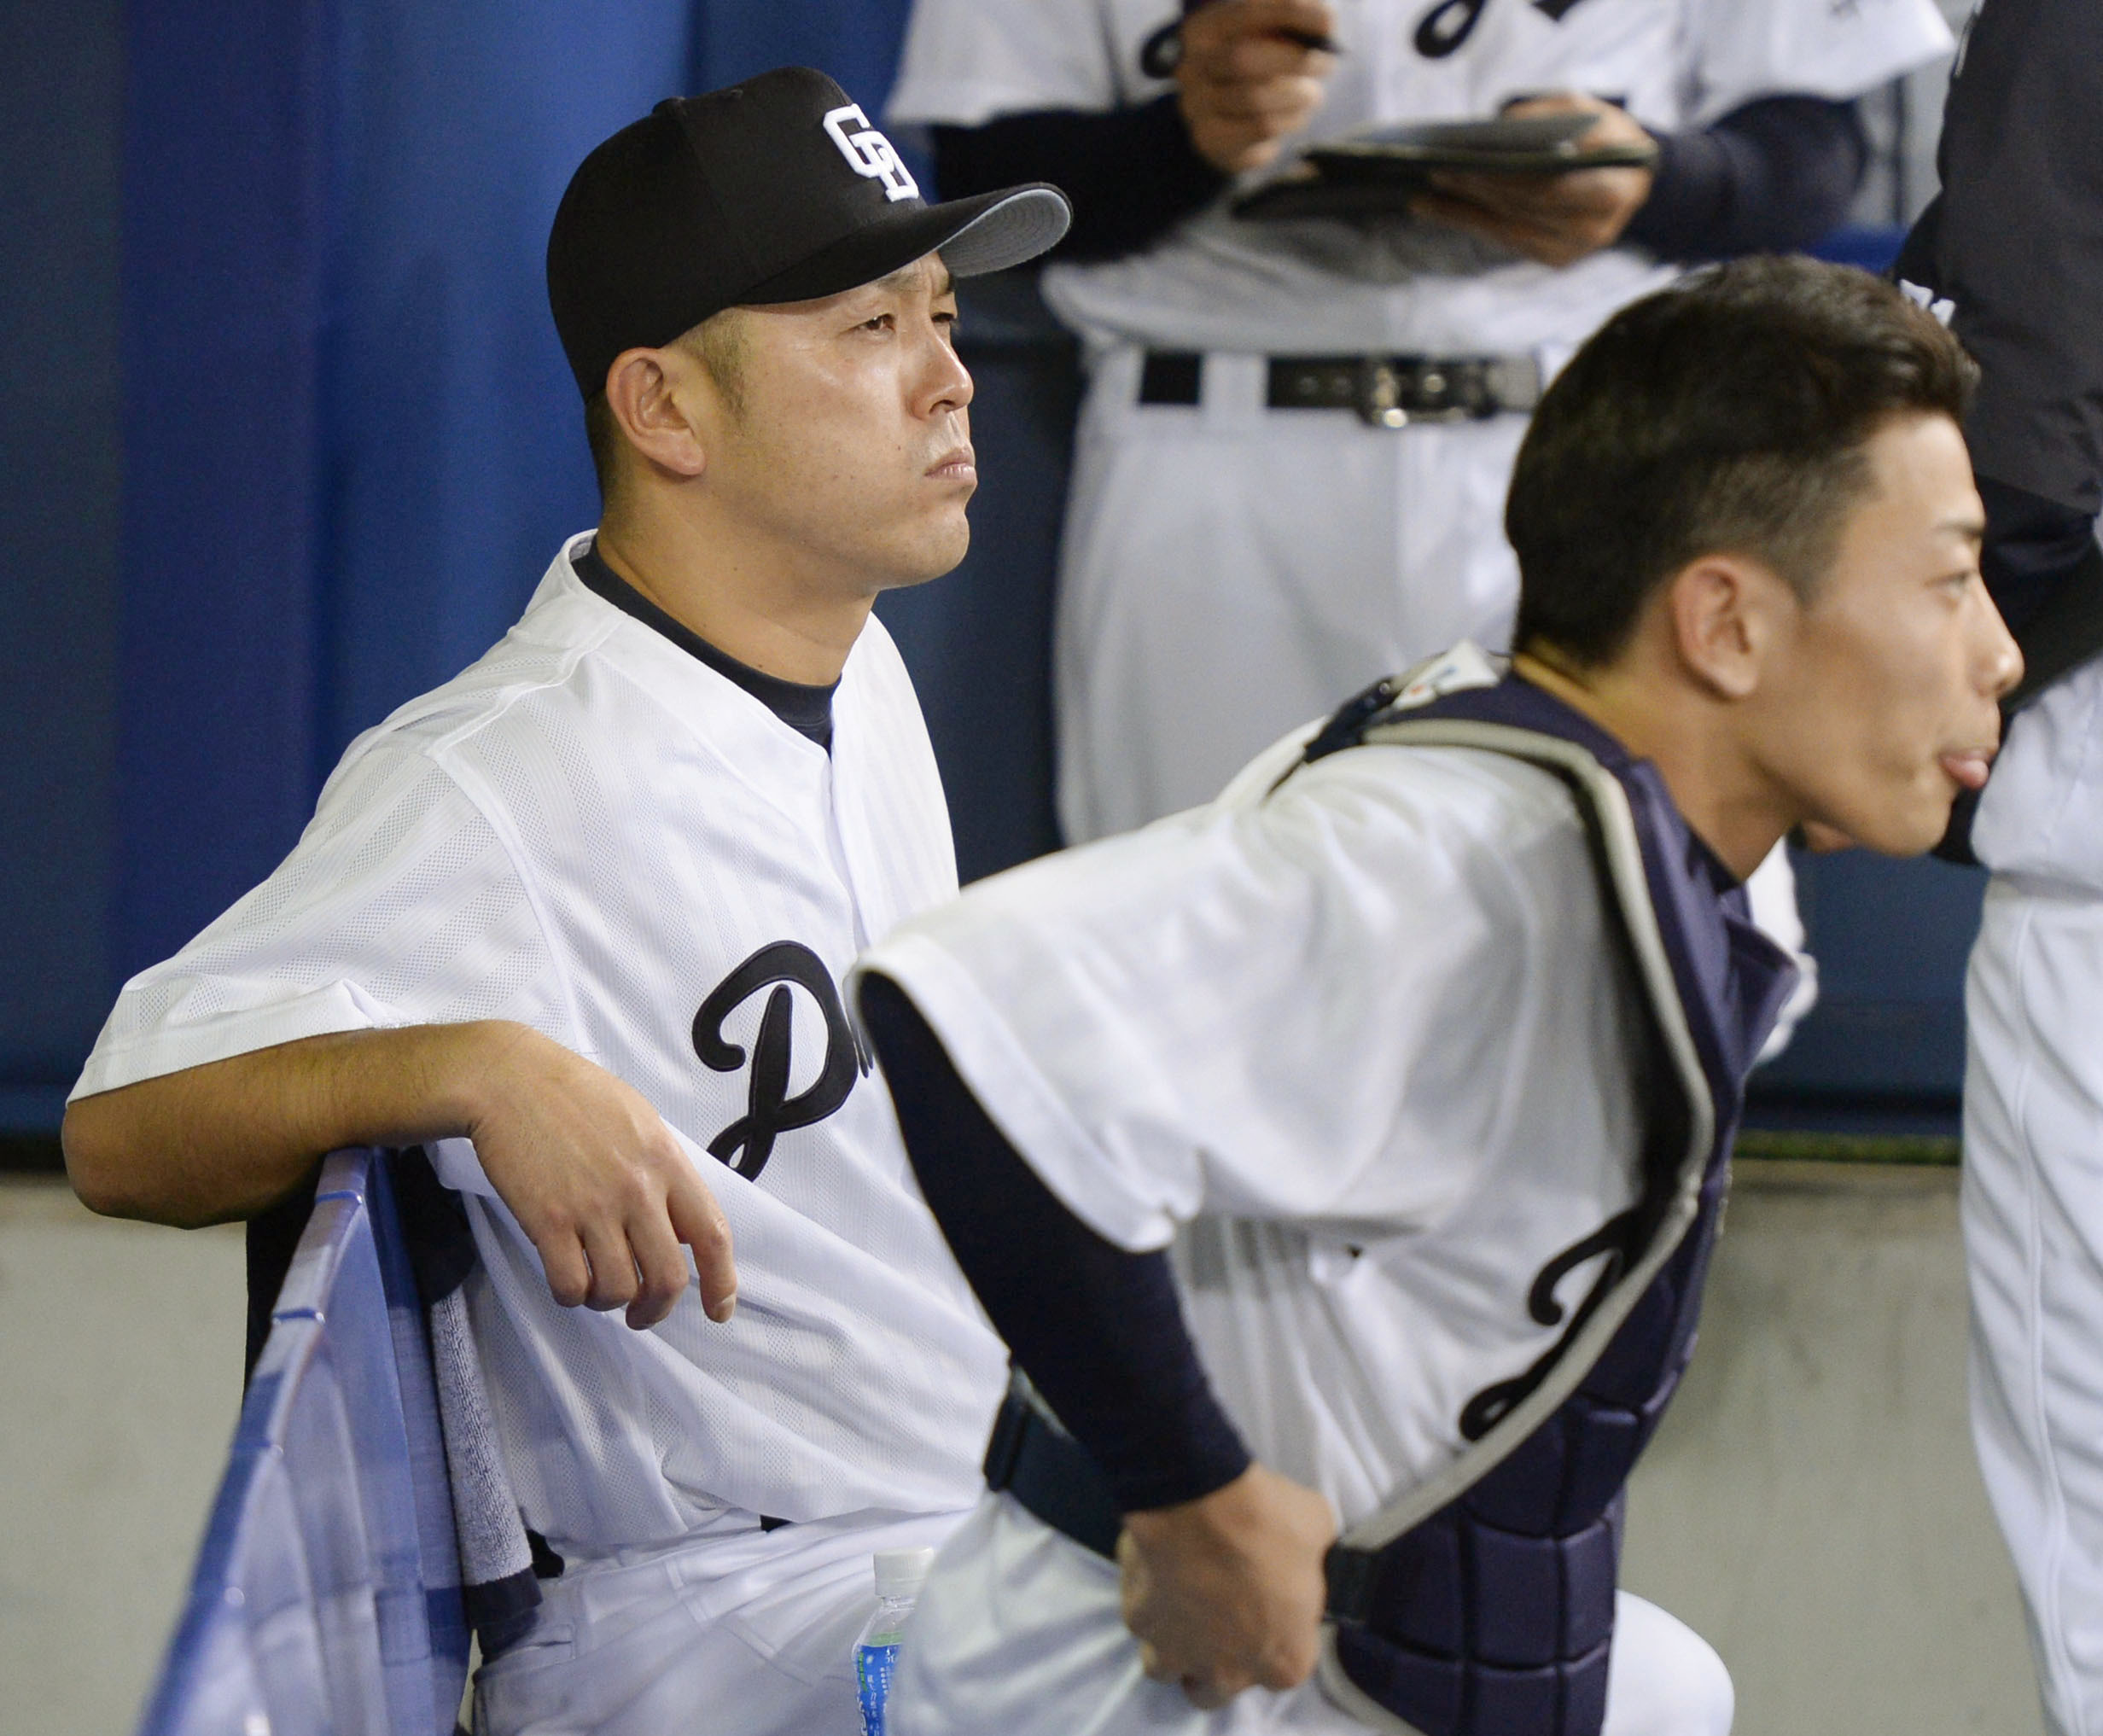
[1747,413,2020,854]
[700,254,975,593]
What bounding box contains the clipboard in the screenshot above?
[1233,114,1658,222]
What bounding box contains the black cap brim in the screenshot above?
[737,183,1071,306]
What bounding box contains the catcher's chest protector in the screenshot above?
[1298,662,1797,1736]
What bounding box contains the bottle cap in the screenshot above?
[872,1546,936,1599]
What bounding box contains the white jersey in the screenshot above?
[1972,655,2103,891]
[862,722,1756,1733]
[74,533,1010,1555]
[889,0,1952,357]
[855,724,1648,1523]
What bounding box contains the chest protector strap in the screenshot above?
[1283,652,1733,1736]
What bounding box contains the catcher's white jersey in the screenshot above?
[855,724,1649,1525]
[889,0,1953,357]
[74,533,1010,1554]
[858,725,1687,1733]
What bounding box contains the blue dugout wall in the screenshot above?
[2,3,1972,1133]
[1,0,123,1127]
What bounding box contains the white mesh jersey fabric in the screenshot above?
[77,533,1006,1551]
[855,738,1650,1529]
[888,0,1952,357]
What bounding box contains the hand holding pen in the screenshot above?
[1149,0,1342,175]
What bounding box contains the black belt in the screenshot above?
[982,1384,1124,1559]
[1138,349,1543,427]
[982,1385,1389,1625]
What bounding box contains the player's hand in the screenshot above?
[1116,1463,1337,1708]
[457,1022,737,1331]
[1177,0,1339,175]
[1412,92,1656,269]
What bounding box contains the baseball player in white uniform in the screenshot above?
[850,259,2019,1736]
[62,68,1069,1736]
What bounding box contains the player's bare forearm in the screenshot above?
[62,1023,498,1227]
[63,1020,737,1331]
[1118,1462,1337,1707]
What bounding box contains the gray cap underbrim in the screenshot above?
[934,184,1072,276]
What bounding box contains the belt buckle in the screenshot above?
[1412,360,1477,424]
[1355,359,1410,429]
[1354,358,1482,428]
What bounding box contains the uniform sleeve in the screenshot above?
[1622,96,1867,261]
[72,737,571,1102]
[853,749,1572,1253]
[1681,0,1952,125]
[887,0,1128,126]
[863,974,1253,1511]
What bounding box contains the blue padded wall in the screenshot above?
[1753,851,1988,1119]
[119,0,341,1000]
[316,3,693,763]
[115,0,925,1001]
[0,0,122,1127]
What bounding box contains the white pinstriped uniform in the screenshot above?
[1965,654,2103,1736]
[73,533,1010,1735]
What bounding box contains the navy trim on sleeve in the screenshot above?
[933,96,1227,264]
[1624,96,1867,263]
[859,971,1252,1512]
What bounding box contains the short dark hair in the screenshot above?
[1507,255,1978,666]
[584,390,621,498]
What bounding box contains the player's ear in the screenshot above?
[603,347,710,482]
[1663,553,1783,702]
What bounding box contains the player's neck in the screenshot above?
[593,498,873,687]
[1513,645,1792,883]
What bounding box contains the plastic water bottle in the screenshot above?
[853,1545,935,1736]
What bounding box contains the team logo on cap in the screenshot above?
[822,102,920,202]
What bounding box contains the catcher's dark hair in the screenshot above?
[1507,254,1977,667]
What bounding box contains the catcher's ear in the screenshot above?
[1661,553,1792,702]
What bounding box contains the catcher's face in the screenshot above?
[1746,412,2020,856]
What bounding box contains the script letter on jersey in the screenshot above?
[694,941,865,1180]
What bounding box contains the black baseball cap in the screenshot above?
[548,67,1071,399]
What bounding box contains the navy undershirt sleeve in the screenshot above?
[1622,96,1867,260]
[857,972,1252,1512]
[934,95,1226,263]
[1978,475,2101,638]
[935,93,1861,268]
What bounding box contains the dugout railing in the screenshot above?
[137,1148,469,1736]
